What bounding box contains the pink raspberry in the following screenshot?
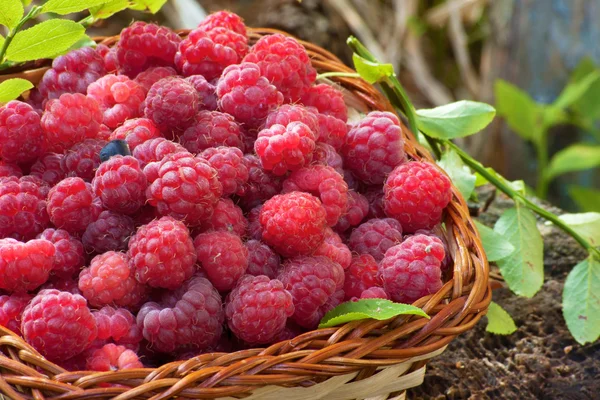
[198,146,248,196]
[360,287,388,300]
[93,306,143,347]
[134,66,177,93]
[0,161,21,178]
[116,22,182,77]
[198,198,247,236]
[144,77,199,135]
[62,139,107,182]
[86,343,143,371]
[237,155,283,210]
[180,110,244,153]
[0,293,32,335]
[87,74,145,128]
[47,177,102,235]
[364,187,386,219]
[186,75,218,111]
[30,153,66,186]
[246,205,263,240]
[0,176,49,240]
[243,33,316,102]
[316,114,347,151]
[132,137,187,168]
[225,275,294,344]
[109,118,161,151]
[245,240,281,279]
[301,84,348,122]
[313,142,344,174]
[41,93,103,153]
[343,254,382,300]
[282,165,348,226]
[342,111,406,185]
[0,100,47,164]
[217,62,283,129]
[379,234,445,303]
[40,278,81,295]
[198,11,247,36]
[406,227,452,270]
[194,231,248,291]
[82,210,135,254]
[278,256,345,329]
[264,104,319,134]
[348,218,403,261]
[128,216,197,289]
[384,162,452,232]
[97,124,112,141]
[96,44,117,73]
[38,228,85,279]
[334,191,369,233]
[137,275,223,352]
[92,155,147,214]
[313,227,352,269]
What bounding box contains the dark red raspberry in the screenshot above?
[38,228,85,279]
[180,110,244,153]
[313,143,344,174]
[278,256,345,329]
[62,139,107,182]
[186,75,218,111]
[316,113,347,151]
[334,191,368,233]
[93,306,143,347]
[260,192,327,257]
[198,11,247,36]
[21,175,51,198]
[96,44,117,73]
[313,227,352,269]
[0,101,47,163]
[137,275,223,352]
[92,155,147,214]
[255,122,317,176]
[243,33,316,102]
[343,254,382,300]
[128,216,197,289]
[132,205,160,228]
[0,293,32,335]
[194,231,248,291]
[405,227,452,270]
[348,218,403,261]
[246,205,263,240]
[116,22,181,77]
[0,176,49,240]
[21,289,97,362]
[264,104,319,134]
[132,137,187,168]
[198,146,248,196]
[0,161,21,178]
[282,165,348,226]
[245,240,281,279]
[225,275,293,344]
[237,155,283,210]
[82,210,135,254]
[217,62,283,129]
[29,153,65,186]
[342,111,406,185]
[380,234,445,303]
[144,77,199,135]
[301,84,348,122]
[364,187,386,219]
[134,66,177,93]
[47,177,102,235]
[198,198,247,236]
[39,277,81,295]
[41,93,103,153]
[86,343,143,371]
[360,287,388,300]
[109,118,161,152]
[87,74,145,128]
[384,162,452,232]
[343,170,360,191]
[146,152,222,226]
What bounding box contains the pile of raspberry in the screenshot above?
[0,10,454,371]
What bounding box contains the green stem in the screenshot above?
[316,72,360,80]
[78,14,97,28]
[0,6,42,64]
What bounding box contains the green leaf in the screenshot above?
[474,167,497,187]
[485,301,517,335]
[569,185,600,213]
[90,0,131,18]
[0,35,5,51]
[567,57,600,119]
[130,0,168,13]
[0,0,23,30]
[352,53,394,84]
[0,78,33,103]
[494,205,544,298]
[415,100,496,140]
[5,19,85,62]
[41,0,112,15]
[553,70,600,109]
[546,144,600,180]
[473,220,515,262]
[570,57,596,82]
[494,79,540,141]
[562,256,600,345]
[558,213,600,246]
[318,299,429,328]
[437,148,476,199]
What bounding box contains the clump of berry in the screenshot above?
[144,77,199,135]
[86,343,143,371]
[343,254,382,300]
[96,44,117,73]
[0,101,47,164]
[364,187,386,219]
[301,84,348,122]
[0,176,49,240]
[0,293,32,335]
[134,66,177,93]
[245,240,281,278]
[93,306,143,348]
[334,191,369,233]
[87,74,146,128]
[0,161,21,178]
[198,198,247,236]
[348,218,403,261]
[93,155,147,214]
[236,155,283,210]
[313,142,344,174]
[199,146,248,196]
[316,113,347,151]
[406,227,452,270]
[30,153,66,186]
[180,110,244,153]
[61,139,107,182]
[264,104,319,134]
[132,137,187,168]
[359,287,388,300]
[109,118,161,152]
[38,228,85,279]
[194,231,248,291]
[246,205,263,240]
[82,210,135,254]
[186,75,218,111]
[46,177,102,235]
[198,10,247,35]
[313,227,352,269]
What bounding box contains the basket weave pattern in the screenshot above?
[0,28,491,400]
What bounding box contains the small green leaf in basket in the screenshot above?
[318,299,429,329]
[90,0,131,19]
[0,0,24,30]
[0,78,33,103]
[352,53,394,84]
[130,0,168,13]
[473,220,514,262]
[416,100,496,140]
[485,301,517,335]
[41,0,112,15]
[437,148,476,200]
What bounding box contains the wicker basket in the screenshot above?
[0,28,491,400]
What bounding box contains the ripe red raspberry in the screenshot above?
[313,143,344,174]
[0,161,21,178]
[364,187,386,219]
[278,256,344,329]
[132,137,186,168]
[96,44,117,73]
[0,293,32,335]
[260,192,327,257]
[198,198,247,236]
[0,176,49,240]
[41,93,103,153]
[116,22,182,77]
[217,62,283,129]
[128,216,197,289]
[255,122,317,176]
[186,75,218,111]
[359,287,388,300]
[38,228,85,279]
[342,111,406,185]
[316,113,347,150]
[144,77,199,135]
[134,66,177,93]
[237,155,283,210]
[21,289,97,362]
[29,153,65,186]
[82,210,135,254]
[87,74,145,128]
[380,234,445,303]
[264,104,319,134]
[343,169,360,191]
[247,205,263,240]
[40,278,81,295]
[137,275,223,352]
[301,84,348,122]
[198,146,248,196]
[109,118,161,152]
[282,165,348,226]
[0,101,47,163]
[225,275,294,344]
[334,191,369,233]
[86,343,143,371]
[198,11,247,36]
[146,152,222,226]
[313,227,352,269]
[93,306,143,347]
[406,227,452,270]
[194,231,248,291]
[348,218,403,262]
[47,177,102,235]
[92,155,147,214]
[245,240,281,279]
[343,254,382,300]
[62,139,107,182]
[243,34,316,102]
[180,110,244,153]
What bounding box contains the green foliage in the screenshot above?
[131,0,169,14]
[90,0,131,19]
[473,220,514,262]
[569,186,600,213]
[352,53,394,84]
[41,0,112,15]
[416,100,496,140]
[437,148,476,199]
[319,299,429,328]
[0,0,24,30]
[553,70,600,109]
[546,144,600,180]
[0,78,33,103]
[485,302,517,335]
[495,80,540,141]
[558,213,600,247]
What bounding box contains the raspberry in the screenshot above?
[180,110,244,153]
[134,66,177,93]
[217,62,283,129]
[41,93,103,153]
[38,228,85,279]
[198,198,247,236]
[86,343,143,371]
[21,289,97,362]
[116,22,181,77]
[175,27,248,80]
[132,137,187,168]
[92,155,147,214]
[82,210,135,254]
[194,231,248,291]
[348,218,403,261]
[128,216,197,289]
[0,293,32,335]
[379,234,445,303]
[62,139,107,182]
[237,155,283,210]
[313,227,352,269]
[406,227,452,270]
[278,256,345,329]
[364,187,386,219]
[343,169,360,191]
[282,165,348,226]
[96,44,117,73]
[313,143,344,174]
[315,113,347,150]
[0,101,47,163]
[334,191,368,233]
[254,122,317,176]
[264,104,319,135]
[145,152,222,226]
[246,240,281,279]
[343,254,382,300]
[78,251,147,308]
[342,111,406,185]
[97,124,112,141]
[0,161,21,178]
[198,146,248,196]
[186,75,218,111]
[0,176,49,240]
[39,278,81,295]
[30,153,66,186]
[360,287,388,300]
[225,275,293,344]
[198,11,247,36]
[47,177,102,235]
[109,118,161,152]
[246,205,263,240]
[137,275,223,352]
[243,34,316,102]
[300,84,348,122]
[93,306,143,347]
[144,77,199,135]
[87,74,145,128]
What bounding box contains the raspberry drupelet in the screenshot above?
[86,343,143,371]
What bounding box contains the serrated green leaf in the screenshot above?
[90,0,131,19]
[0,78,33,103]
[494,205,544,298]
[130,0,167,13]
[563,256,600,345]
[558,212,600,246]
[569,185,600,213]
[318,299,429,328]
[438,148,476,199]
[416,100,496,140]
[494,79,540,142]
[486,301,517,335]
[546,144,600,180]
[5,19,85,62]
[0,0,23,30]
[352,54,394,84]
[41,0,112,15]
[473,220,515,262]
[553,70,600,109]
